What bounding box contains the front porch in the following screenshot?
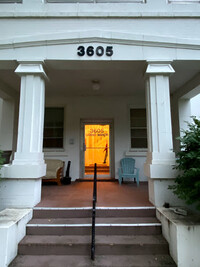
[37,181,152,208]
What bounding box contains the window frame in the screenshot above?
[43,107,65,151]
[129,107,148,151]
[0,0,22,3]
[168,0,200,3]
[46,0,145,3]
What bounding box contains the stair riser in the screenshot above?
[9,255,177,267]
[33,209,156,219]
[96,209,156,218]
[18,244,169,256]
[27,226,161,236]
[33,209,92,219]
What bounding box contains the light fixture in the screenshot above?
[92,80,100,91]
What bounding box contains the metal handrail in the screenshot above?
[91,163,97,261]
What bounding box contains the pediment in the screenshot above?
[0,30,200,50]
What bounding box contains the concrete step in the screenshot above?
[29,216,160,225]
[33,207,156,218]
[27,222,161,236]
[9,206,176,267]
[18,235,169,256]
[9,254,177,267]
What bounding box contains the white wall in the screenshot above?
[44,95,148,181]
[191,94,200,118]
[0,98,15,151]
[0,208,32,267]
[157,208,200,267]
[179,98,192,135]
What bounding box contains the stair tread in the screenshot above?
[28,217,160,225]
[20,234,168,245]
[9,255,176,267]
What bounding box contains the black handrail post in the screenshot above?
[91,163,97,261]
[94,163,97,202]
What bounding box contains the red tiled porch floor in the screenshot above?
[36,181,153,207]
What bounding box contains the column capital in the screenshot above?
[15,61,48,81]
[146,62,175,75]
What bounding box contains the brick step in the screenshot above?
[33,207,156,218]
[18,235,169,256]
[27,223,161,236]
[9,254,177,267]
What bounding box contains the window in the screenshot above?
[130,109,147,149]
[168,0,200,3]
[0,0,22,3]
[46,0,145,3]
[43,107,64,149]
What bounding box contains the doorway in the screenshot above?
[80,120,114,178]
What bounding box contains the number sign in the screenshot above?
[77,46,113,57]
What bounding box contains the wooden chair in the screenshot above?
[118,158,139,186]
[43,159,64,186]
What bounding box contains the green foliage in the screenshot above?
[0,150,5,166]
[169,117,200,210]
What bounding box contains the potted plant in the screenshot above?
[169,117,200,211]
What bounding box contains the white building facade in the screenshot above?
[0,0,200,211]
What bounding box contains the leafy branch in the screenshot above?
[169,117,200,210]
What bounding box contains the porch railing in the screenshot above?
[91,163,97,261]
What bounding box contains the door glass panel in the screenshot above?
[84,124,110,176]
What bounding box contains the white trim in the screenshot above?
[34,207,92,210]
[0,10,200,18]
[0,0,21,3]
[33,206,155,210]
[146,63,175,75]
[168,0,200,3]
[46,0,145,3]
[96,206,155,210]
[125,151,147,157]
[27,223,92,227]
[27,223,161,227]
[0,31,200,51]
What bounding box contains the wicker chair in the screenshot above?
[43,159,64,186]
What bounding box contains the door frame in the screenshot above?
[80,119,114,178]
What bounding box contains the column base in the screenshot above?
[144,162,178,179]
[2,163,46,178]
[0,178,41,211]
[148,177,185,207]
[144,152,177,178]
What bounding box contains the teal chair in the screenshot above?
[118,158,139,186]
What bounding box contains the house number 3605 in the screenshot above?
[77,46,113,57]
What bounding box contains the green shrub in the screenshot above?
[0,150,4,166]
[0,150,5,179]
[169,117,200,210]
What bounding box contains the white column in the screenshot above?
[13,63,47,165]
[144,63,181,207]
[0,62,48,210]
[144,63,176,178]
[3,62,48,178]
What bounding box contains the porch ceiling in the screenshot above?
[0,60,199,98]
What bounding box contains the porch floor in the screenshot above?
[36,181,152,207]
